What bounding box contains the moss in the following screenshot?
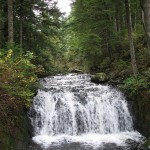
[91,73,109,83]
[95,73,108,80]
[144,138,150,149]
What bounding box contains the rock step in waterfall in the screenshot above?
[29,74,144,149]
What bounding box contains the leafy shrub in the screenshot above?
[116,60,128,71]
[144,69,150,80]
[99,57,111,69]
[123,75,149,95]
[144,137,150,149]
[0,49,40,107]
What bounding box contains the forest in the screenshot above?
[0,0,150,149]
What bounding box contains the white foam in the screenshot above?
[32,131,143,148]
[30,74,144,149]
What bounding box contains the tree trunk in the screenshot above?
[0,8,3,49]
[115,0,120,33]
[19,0,23,50]
[141,0,150,56]
[125,0,138,76]
[7,0,14,44]
[114,0,121,58]
[20,17,23,49]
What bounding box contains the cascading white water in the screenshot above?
[30,74,143,149]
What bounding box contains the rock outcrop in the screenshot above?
[91,73,109,83]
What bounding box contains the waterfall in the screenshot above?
[29,74,143,149]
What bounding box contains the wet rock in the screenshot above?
[68,68,83,73]
[91,73,109,83]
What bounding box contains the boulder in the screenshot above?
[91,73,109,83]
[69,67,83,73]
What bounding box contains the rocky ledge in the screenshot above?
[91,73,109,84]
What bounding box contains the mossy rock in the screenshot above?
[91,73,109,83]
[68,67,83,73]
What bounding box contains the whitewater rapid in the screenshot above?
[29,74,143,149]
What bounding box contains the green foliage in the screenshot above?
[62,0,149,75]
[123,74,149,95]
[116,60,129,71]
[124,77,147,93]
[99,57,111,69]
[0,0,64,74]
[0,49,39,107]
[144,138,150,149]
[145,69,150,80]
[80,34,102,70]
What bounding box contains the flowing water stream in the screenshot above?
[29,74,144,150]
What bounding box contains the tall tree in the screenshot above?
[125,0,138,76]
[141,0,150,56]
[7,0,14,44]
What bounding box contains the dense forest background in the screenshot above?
[0,0,150,149]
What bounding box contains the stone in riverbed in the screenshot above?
[91,73,109,84]
[68,67,83,73]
